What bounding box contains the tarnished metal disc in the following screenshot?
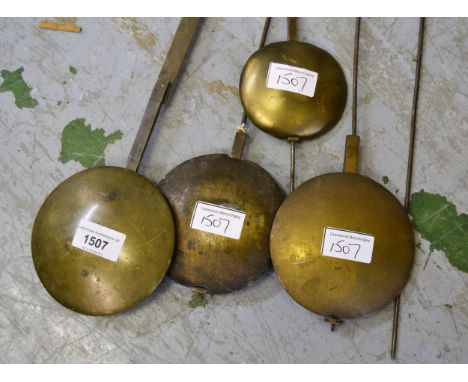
[239,41,347,139]
[159,154,285,294]
[271,173,414,319]
[32,167,175,315]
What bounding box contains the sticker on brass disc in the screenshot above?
[190,201,246,240]
[266,62,318,97]
[72,219,126,262]
[321,227,374,264]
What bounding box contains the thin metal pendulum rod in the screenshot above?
[289,139,297,192]
[287,17,299,193]
[404,17,425,212]
[259,17,272,54]
[343,17,361,175]
[239,17,271,126]
[288,17,297,41]
[126,17,200,171]
[231,17,271,160]
[126,18,200,172]
[352,17,361,136]
[391,17,425,361]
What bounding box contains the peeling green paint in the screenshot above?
[409,191,468,273]
[382,175,389,185]
[0,67,38,109]
[189,293,208,309]
[59,118,123,168]
[69,66,77,75]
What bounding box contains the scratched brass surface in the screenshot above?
[239,41,347,139]
[31,167,175,315]
[270,172,414,319]
[159,154,285,294]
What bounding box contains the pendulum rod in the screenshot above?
[231,17,272,160]
[391,17,425,361]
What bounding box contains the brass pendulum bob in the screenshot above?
[240,18,347,140]
[31,18,200,315]
[159,18,285,295]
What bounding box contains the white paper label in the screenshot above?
[190,201,246,240]
[266,62,319,97]
[321,227,374,264]
[72,219,126,262]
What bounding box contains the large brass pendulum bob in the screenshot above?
[31,18,200,315]
[270,169,415,319]
[159,19,285,294]
[160,154,284,293]
[32,168,175,315]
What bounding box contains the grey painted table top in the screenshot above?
[0,17,467,363]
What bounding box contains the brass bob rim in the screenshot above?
[160,153,285,294]
[32,166,175,316]
[239,40,348,140]
[270,172,415,319]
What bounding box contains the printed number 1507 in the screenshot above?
[84,234,109,250]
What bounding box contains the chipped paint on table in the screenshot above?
[0,17,467,363]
